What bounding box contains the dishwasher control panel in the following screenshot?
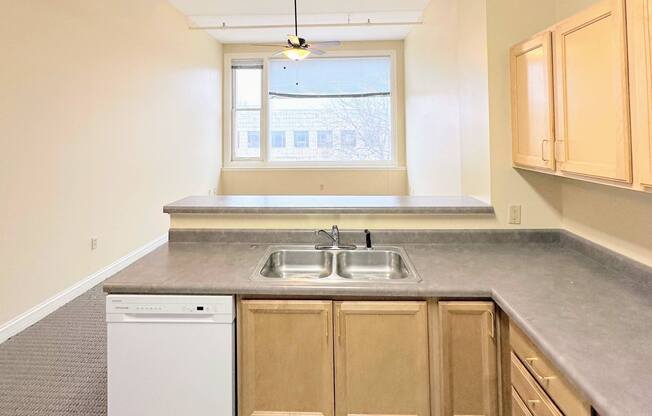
[106,295,234,318]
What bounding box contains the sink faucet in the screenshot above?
[315,225,356,250]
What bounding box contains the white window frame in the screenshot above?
[223,50,399,169]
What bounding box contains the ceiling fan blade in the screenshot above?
[288,35,301,47]
[308,41,341,48]
[248,43,288,48]
[309,49,326,55]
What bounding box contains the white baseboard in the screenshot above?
[0,234,168,344]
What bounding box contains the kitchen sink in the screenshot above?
[260,249,333,279]
[251,245,420,284]
[336,250,411,280]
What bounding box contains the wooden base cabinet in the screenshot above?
[334,301,430,416]
[239,300,334,416]
[437,302,498,416]
[239,300,503,416]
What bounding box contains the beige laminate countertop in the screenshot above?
[104,239,652,416]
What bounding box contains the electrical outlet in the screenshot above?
[508,205,522,224]
[90,237,98,250]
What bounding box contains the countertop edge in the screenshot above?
[163,206,496,215]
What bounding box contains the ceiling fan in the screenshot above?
[252,0,341,61]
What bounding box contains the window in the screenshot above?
[229,55,394,165]
[341,130,356,147]
[271,131,286,148]
[294,131,309,148]
[232,61,263,159]
[247,131,260,148]
[317,131,333,148]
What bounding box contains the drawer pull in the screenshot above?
[527,399,541,407]
[524,357,557,383]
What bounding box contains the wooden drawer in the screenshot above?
[512,386,534,416]
[510,322,590,415]
[511,352,563,416]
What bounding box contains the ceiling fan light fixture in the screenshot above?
[282,47,311,61]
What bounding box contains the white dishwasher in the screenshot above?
[106,294,235,416]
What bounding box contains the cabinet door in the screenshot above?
[239,300,334,416]
[510,31,555,171]
[628,0,652,188]
[553,0,632,183]
[438,301,497,416]
[334,301,429,416]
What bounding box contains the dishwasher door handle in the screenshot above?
[107,313,225,324]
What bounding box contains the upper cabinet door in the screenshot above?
[553,0,632,183]
[628,0,652,188]
[510,31,556,171]
[239,300,334,416]
[438,302,498,416]
[334,301,430,416]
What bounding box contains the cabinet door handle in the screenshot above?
[336,310,342,343]
[488,310,495,339]
[524,357,557,383]
[541,139,550,161]
[555,139,566,162]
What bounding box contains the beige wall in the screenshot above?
[404,0,463,195]
[220,41,408,195]
[220,168,407,195]
[556,0,602,19]
[0,0,222,325]
[458,0,492,201]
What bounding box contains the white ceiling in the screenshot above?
[168,0,429,43]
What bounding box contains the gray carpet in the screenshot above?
[0,284,107,415]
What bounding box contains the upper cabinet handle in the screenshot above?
[541,139,550,161]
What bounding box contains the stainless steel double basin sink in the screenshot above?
[251,246,421,284]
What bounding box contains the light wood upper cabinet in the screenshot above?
[510,31,556,171]
[334,301,430,416]
[239,300,334,416]
[553,0,632,183]
[628,0,652,188]
[438,301,498,416]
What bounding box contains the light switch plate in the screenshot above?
[508,205,522,224]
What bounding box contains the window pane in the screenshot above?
[317,131,333,148]
[293,131,309,148]
[233,110,260,159]
[268,57,392,162]
[233,64,262,109]
[247,131,260,148]
[341,130,356,147]
[271,131,286,148]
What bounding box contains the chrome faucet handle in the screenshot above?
[331,225,340,245]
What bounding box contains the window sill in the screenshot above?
[221,165,406,172]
